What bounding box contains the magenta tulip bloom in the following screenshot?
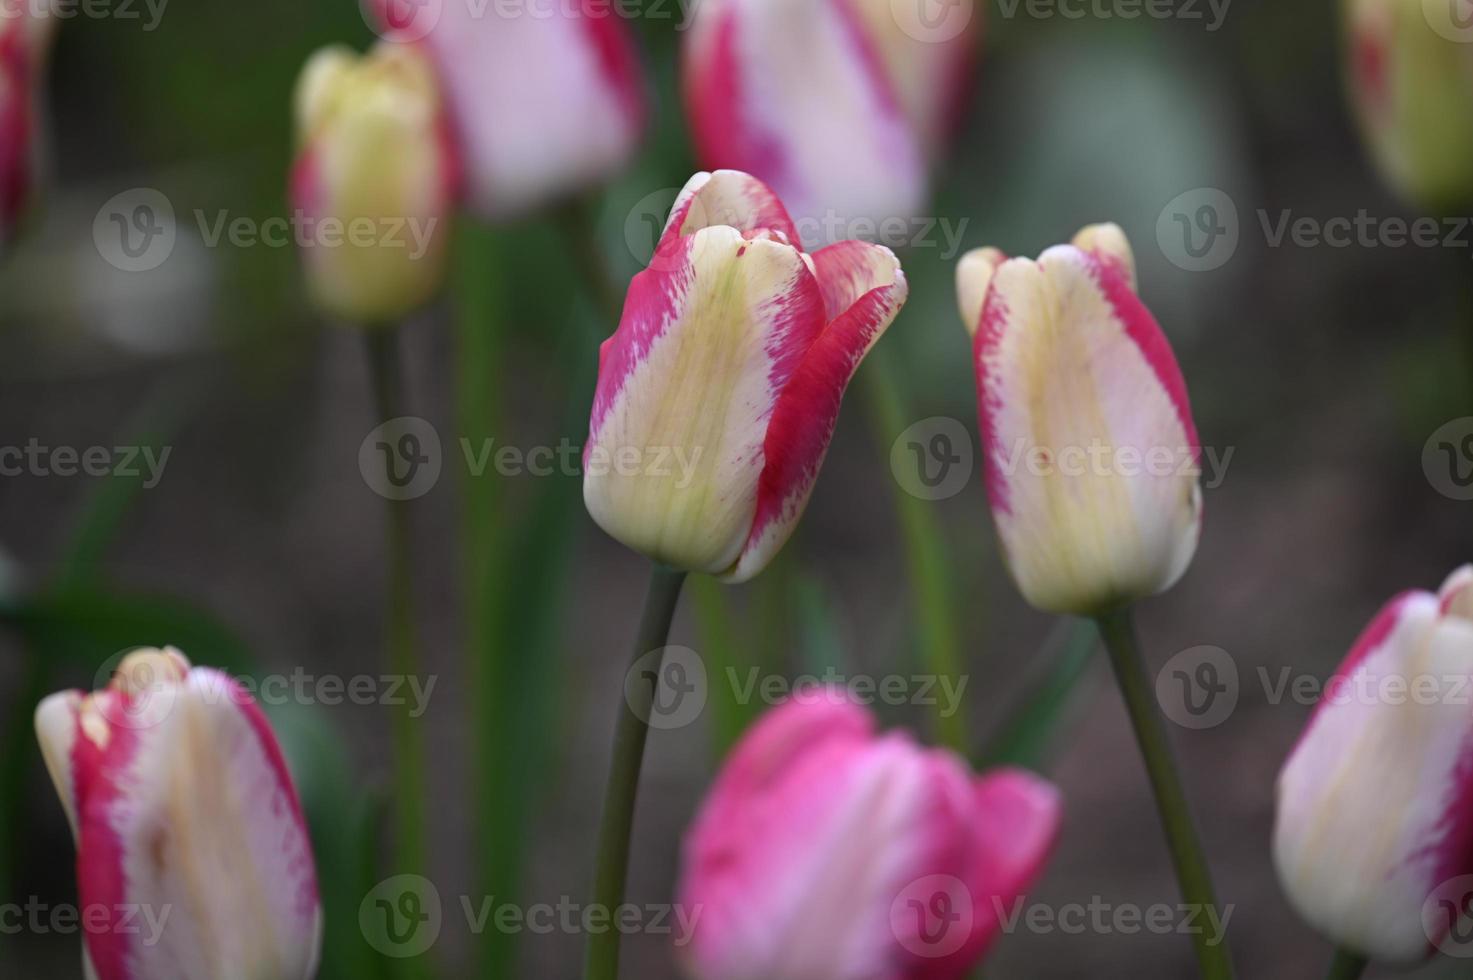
[35,648,322,980]
[0,1,53,249]
[1274,566,1473,963]
[677,694,1060,979]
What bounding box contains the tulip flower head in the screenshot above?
[1274,566,1473,964]
[677,693,1060,979]
[369,0,645,218]
[0,0,54,251]
[35,647,322,980]
[1343,0,1473,210]
[290,40,457,324]
[682,0,977,248]
[584,170,908,582]
[956,224,1202,616]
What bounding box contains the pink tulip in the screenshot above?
[369,0,645,218]
[677,693,1060,979]
[583,169,907,582]
[35,648,322,980]
[1274,566,1473,964]
[0,0,54,249]
[682,0,978,248]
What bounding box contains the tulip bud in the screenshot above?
[1343,0,1473,210]
[677,693,1060,979]
[682,0,978,248]
[0,0,55,251]
[584,169,907,582]
[35,648,323,980]
[369,0,645,218]
[1273,566,1473,964]
[956,223,1201,616]
[290,41,456,323]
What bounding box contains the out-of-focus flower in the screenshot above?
[0,0,57,250]
[1273,566,1473,964]
[677,693,1060,979]
[290,41,457,323]
[35,647,322,980]
[955,223,1201,616]
[1343,0,1473,209]
[584,169,907,582]
[682,0,978,248]
[368,0,645,218]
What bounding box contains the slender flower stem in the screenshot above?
[584,564,688,980]
[365,327,429,887]
[1322,949,1368,980]
[1094,607,1233,980]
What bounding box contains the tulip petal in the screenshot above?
[683,0,926,247]
[723,240,906,582]
[584,226,826,574]
[955,246,1005,340]
[965,769,1062,955]
[1275,590,1473,963]
[975,244,1201,614]
[659,169,802,255]
[1071,222,1136,292]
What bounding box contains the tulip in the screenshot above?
[1273,566,1473,964]
[583,169,908,582]
[1342,0,1473,210]
[955,223,1201,617]
[35,647,322,980]
[677,693,1061,979]
[682,0,978,248]
[0,0,55,250]
[367,0,645,219]
[290,40,457,323]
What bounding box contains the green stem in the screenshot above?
[584,564,688,980]
[1094,607,1232,980]
[862,348,967,752]
[365,327,429,888]
[1322,949,1367,980]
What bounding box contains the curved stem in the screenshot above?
[584,564,688,980]
[1094,607,1233,980]
[365,327,429,886]
[1322,948,1367,980]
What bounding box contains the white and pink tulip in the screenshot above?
[35,647,322,980]
[677,693,1061,979]
[956,223,1202,616]
[290,40,458,324]
[583,169,907,582]
[370,0,645,218]
[682,0,977,248]
[1273,566,1473,964]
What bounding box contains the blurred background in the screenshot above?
[3,0,1473,976]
